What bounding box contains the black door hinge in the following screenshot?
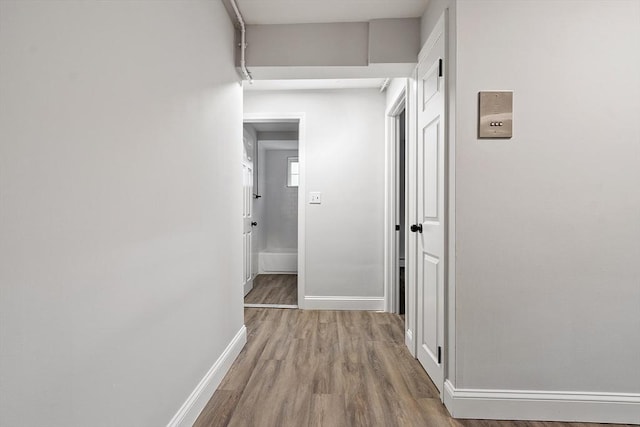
[395,225,400,231]
[438,59,443,77]
[437,346,442,364]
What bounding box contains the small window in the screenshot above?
[287,157,299,187]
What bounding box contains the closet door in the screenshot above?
[412,20,447,394]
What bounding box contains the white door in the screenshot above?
[414,28,446,393]
[242,160,254,296]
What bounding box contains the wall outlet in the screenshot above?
[309,192,322,204]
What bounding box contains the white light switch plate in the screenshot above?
[309,192,322,204]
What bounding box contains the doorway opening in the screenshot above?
[385,85,408,317]
[396,109,407,316]
[242,118,303,309]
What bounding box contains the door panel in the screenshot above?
[423,65,440,108]
[422,119,440,219]
[415,30,446,393]
[421,254,439,355]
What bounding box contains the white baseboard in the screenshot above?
[243,281,253,296]
[244,303,298,309]
[444,380,640,425]
[304,296,385,311]
[257,271,298,275]
[405,328,415,357]
[167,325,247,427]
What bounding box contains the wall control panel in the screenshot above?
[478,91,513,138]
[309,192,322,204]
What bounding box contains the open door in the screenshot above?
[413,20,447,393]
[242,132,255,296]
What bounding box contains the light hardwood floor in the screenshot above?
[244,274,297,305]
[194,308,629,427]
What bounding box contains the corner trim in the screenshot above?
[167,325,247,427]
[444,380,640,425]
[243,281,253,296]
[304,296,385,311]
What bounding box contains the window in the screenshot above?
[287,157,299,187]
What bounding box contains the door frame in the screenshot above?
[243,112,306,308]
[384,80,419,357]
[384,85,407,315]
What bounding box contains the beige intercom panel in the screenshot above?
[478,91,513,138]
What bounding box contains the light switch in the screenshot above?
[478,91,513,138]
[309,192,322,204]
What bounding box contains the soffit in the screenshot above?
[237,0,429,25]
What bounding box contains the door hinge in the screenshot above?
[395,224,400,231]
[437,346,442,364]
[438,58,443,77]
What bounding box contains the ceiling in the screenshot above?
[244,78,386,91]
[237,0,429,25]
[235,1,425,89]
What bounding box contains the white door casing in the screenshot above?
[415,22,446,394]
[384,85,407,316]
[406,76,418,356]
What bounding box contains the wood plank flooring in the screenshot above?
[244,274,297,305]
[195,308,628,427]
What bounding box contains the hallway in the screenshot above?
[245,274,297,306]
[194,308,631,427]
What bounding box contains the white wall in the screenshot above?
[245,90,386,301]
[0,2,244,426]
[454,0,640,394]
[263,149,299,251]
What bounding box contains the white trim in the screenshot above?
[243,113,306,309]
[405,72,418,358]
[304,296,385,311]
[405,328,413,350]
[443,5,457,387]
[243,303,298,309]
[243,281,253,296]
[383,84,408,315]
[167,326,247,427]
[444,380,640,425]
[256,271,297,275]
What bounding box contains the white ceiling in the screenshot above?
[237,0,429,25]
[244,78,385,91]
